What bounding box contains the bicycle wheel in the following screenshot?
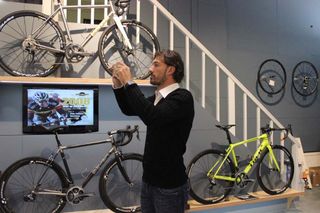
[0,157,69,213]
[98,20,160,80]
[292,61,319,96]
[257,59,286,95]
[99,153,143,213]
[186,149,235,204]
[257,145,294,195]
[0,11,65,77]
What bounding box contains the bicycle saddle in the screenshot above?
[216,124,236,131]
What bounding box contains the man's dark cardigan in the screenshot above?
[113,83,194,188]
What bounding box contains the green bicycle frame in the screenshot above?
[207,133,281,182]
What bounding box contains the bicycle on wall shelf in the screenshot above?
[0,125,143,213]
[187,124,294,205]
[0,0,160,79]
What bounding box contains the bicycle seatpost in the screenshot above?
[216,125,234,144]
[225,130,232,144]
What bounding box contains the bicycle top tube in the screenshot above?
[56,0,115,10]
[216,124,293,145]
[41,125,139,150]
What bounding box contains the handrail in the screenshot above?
[148,0,286,131]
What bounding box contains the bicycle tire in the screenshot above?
[292,61,319,96]
[257,145,294,195]
[99,153,143,213]
[0,10,65,77]
[0,157,69,213]
[98,20,160,80]
[257,59,287,95]
[186,149,235,204]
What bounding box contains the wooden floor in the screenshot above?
[187,189,303,212]
[66,189,303,213]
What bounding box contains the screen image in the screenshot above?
[23,85,99,134]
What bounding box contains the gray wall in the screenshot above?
[156,0,320,152]
[0,0,316,211]
[0,83,231,211]
[1,0,320,153]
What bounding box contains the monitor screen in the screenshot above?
[22,84,99,134]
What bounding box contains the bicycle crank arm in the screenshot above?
[242,179,255,184]
[78,192,95,198]
[74,51,95,57]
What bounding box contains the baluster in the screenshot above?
[228,77,235,135]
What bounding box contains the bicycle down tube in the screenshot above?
[32,3,116,51]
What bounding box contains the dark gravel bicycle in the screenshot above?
[0,125,143,213]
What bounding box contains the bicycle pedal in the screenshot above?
[74,51,95,57]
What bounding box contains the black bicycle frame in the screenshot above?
[48,132,117,188]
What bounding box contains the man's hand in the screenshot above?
[112,62,133,87]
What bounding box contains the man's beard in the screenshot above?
[150,70,167,86]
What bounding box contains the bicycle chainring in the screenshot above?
[235,173,249,188]
[65,44,85,63]
[66,186,85,204]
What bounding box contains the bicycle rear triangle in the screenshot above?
[0,0,160,79]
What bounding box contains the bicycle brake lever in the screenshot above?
[135,125,140,140]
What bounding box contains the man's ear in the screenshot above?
[167,66,176,76]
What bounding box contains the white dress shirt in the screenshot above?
[154,83,180,105]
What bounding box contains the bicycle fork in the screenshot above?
[114,151,134,186]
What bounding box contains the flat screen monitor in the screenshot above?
[22,84,99,134]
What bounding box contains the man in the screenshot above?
[112,50,194,213]
[28,91,66,126]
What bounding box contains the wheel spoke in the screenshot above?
[98,20,159,79]
[0,12,65,76]
[292,61,318,96]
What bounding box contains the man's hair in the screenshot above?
[154,50,184,83]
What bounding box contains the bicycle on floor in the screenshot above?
[0,0,160,79]
[0,125,143,213]
[187,124,294,204]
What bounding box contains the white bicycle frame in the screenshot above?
[33,0,133,54]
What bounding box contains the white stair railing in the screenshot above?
[146,0,307,191]
[42,0,308,191]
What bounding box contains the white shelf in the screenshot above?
[0,76,151,86]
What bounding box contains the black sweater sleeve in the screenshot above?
[115,83,193,126]
[113,86,136,116]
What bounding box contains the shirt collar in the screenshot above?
[157,83,180,98]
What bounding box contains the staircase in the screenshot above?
[42,0,308,192]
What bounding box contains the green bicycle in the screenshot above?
[187,124,294,204]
